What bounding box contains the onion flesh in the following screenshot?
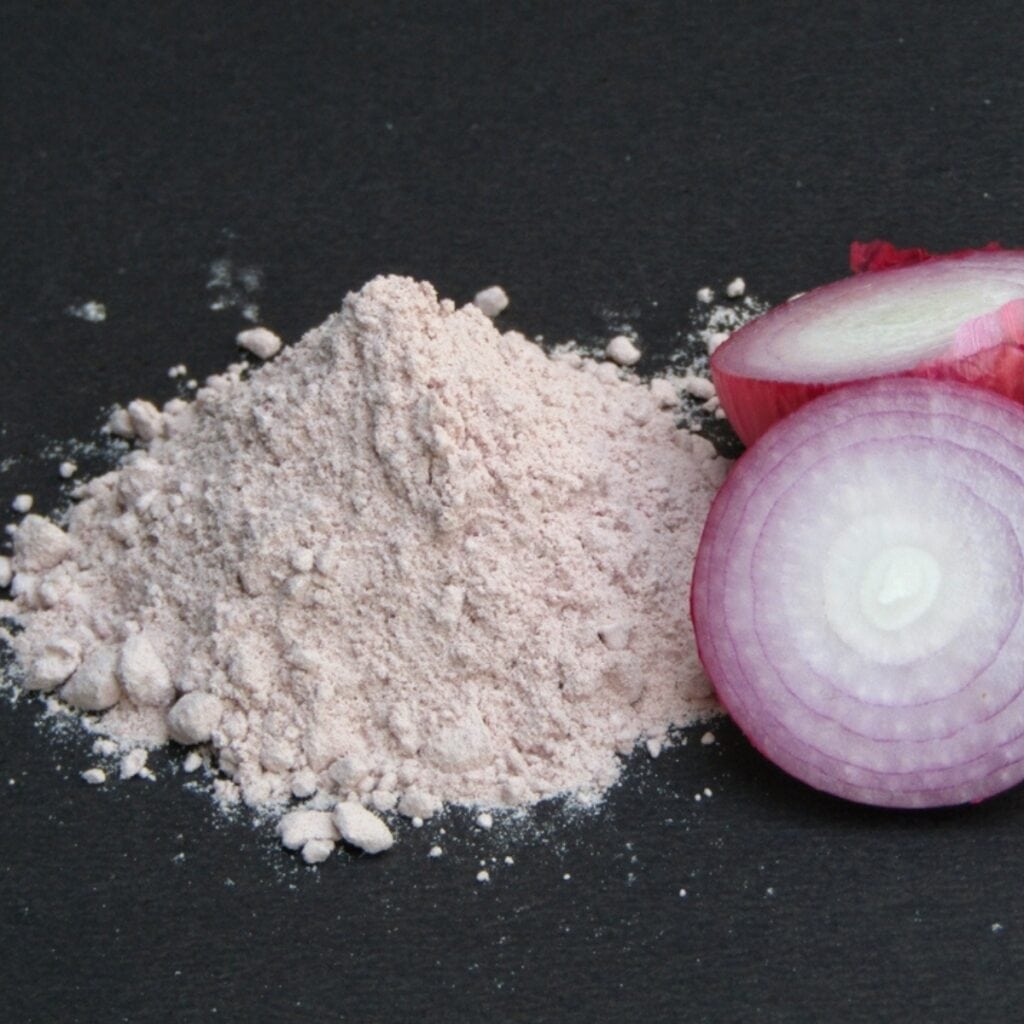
[712,247,1024,445]
[690,377,1024,808]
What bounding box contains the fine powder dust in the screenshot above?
[2,276,727,836]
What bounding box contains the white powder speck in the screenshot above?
[236,327,283,360]
[81,767,106,785]
[12,494,33,514]
[504,856,515,865]
[476,870,491,883]
[92,738,118,757]
[472,286,509,318]
[701,732,716,746]
[726,277,746,298]
[277,809,339,851]
[58,461,78,479]
[207,259,261,321]
[681,374,716,401]
[679,888,687,898]
[183,751,204,773]
[0,556,11,588]
[476,812,494,830]
[119,748,149,780]
[67,301,107,323]
[301,838,336,864]
[428,845,443,858]
[703,787,713,797]
[333,802,394,855]
[696,287,713,304]
[605,335,641,367]
[992,923,1004,933]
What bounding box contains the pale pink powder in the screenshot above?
[3,276,726,833]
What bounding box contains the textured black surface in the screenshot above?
[3,3,1024,1022]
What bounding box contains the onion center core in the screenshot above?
[859,545,941,631]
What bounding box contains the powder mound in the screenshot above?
[3,276,724,824]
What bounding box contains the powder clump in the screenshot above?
[3,275,723,833]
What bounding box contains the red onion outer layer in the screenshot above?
[691,378,1024,808]
[712,249,1024,446]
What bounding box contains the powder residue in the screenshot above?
[2,275,726,834]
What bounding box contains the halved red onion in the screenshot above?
[690,377,1024,808]
[712,247,1024,445]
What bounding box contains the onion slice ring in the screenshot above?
[691,377,1024,808]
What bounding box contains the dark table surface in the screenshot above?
[4,3,1024,1022]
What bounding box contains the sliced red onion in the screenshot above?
[690,377,1024,808]
[712,248,1024,445]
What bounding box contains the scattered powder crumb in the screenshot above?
[81,767,106,785]
[66,301,107,323]
[679,888,687,898]
[605,335,641,367]
[183,751,204,773]
[667,278,767,431]
[725,277,746,298]
[694,793,702,802]
[301,839,335,865]
[681,374,716,401]
[472,285,509,318]
[476,869,491,883]
[119,748,149,780]
[236,327,283,360]
[766,887,775,897]
[0,556,11,588]
[504,856,514,866]
[333,802,394,855]
[277,809,339,851]
[703,787,713,797]
[167,364,188,379]
[104,406,135,439]
[646,738,661,758]
[563,873,571,881]
[92,738,118,757]
[701,732,716,746]
[58,461,78,479]
[992,923,1004,934]
[207,259,262,323]
[428,845,443,858]
[12,494,33,514]
[476,812,494,830]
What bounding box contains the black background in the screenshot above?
[3,3,1024,1022]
